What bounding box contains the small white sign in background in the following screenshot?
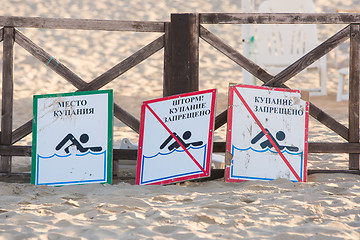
[225,84,309,182]
[32,90,113,186]
[136,89,217,185]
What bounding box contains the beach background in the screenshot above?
[0,0,360,239]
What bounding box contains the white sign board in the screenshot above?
[136,89,217,185]
[225,85,309,182]
[32,90,113,186]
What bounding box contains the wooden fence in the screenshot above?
[1,14,360,181]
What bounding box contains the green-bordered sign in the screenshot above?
[31,90,113,186]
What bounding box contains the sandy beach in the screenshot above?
[0,174,359,239]
[1,0,360,239]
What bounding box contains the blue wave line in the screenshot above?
[232,145,303,156]
[144,145,206,159]
[230,145,304,181]
[38,150,106,159]
[37,153,71,159]
[76,150,106,157]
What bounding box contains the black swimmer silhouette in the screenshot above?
[55,133,102,153]
[251,129,299,152]
[160,131,203,151]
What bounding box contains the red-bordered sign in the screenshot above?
[136,89,217,185]
[225,84,309,182]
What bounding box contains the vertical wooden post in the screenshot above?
[163,22,172,97]
[349,24,360,170]
[163,13,199,97]
[1,27,14,173]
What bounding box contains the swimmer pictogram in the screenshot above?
[55,133,102,153]
[251,129,299,152]
[160,131,203,151]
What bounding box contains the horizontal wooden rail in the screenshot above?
[0,16,165,32]
[200,13,360,24]
[307,169,360,175]
[309,143,360,153]
[0,146,31,156]
[113,149,137,160]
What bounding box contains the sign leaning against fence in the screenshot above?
[225,84,309,182]
[32,90,113,186]
[136,89,217,185]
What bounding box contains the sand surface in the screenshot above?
[0,0,360,239]
[0,174,360,239]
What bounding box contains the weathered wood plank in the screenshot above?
[11,119,32,144]
[200,13,360,24]
[15,29,87,89]
[309,143,360,153]
[164,14,199,96]
[113,149,137,160]
[1,28,14,145]
[81,35,164,91]
[0,28,3,42]
[196,169,225,181]
[215,110,228,130]
[200,25,273,82]
[163,22,172,96]
[0,173,31,183]
[0,16,165,32]
[1,27,14,173]
[265,25,350,87]
[213,141,226,152]
[349,24,360,170]
[308,169,360,175]
[115,160,137,165]
[0,145,31,156]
